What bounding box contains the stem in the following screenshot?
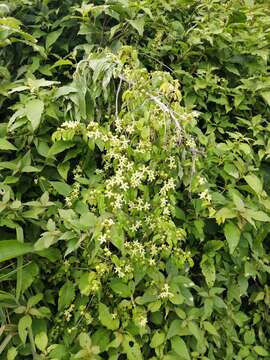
[0,334,12,354]
[28,326,38,359]
[115,77,123,120]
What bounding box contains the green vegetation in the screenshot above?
[1,0,270,358]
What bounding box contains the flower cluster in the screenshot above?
[65,182,80,207]
[159,284,173,299]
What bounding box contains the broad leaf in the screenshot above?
[58,281,75,311]
[0,138,17,151]
[98,303,119,330]
[0,240,33,262]
[171,336,190,360]
[18,315,32,344]
[224,222,241,254]
[25,98,44,131]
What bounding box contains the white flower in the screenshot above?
[131,171,144,188]
[147,169,155,182]
[160,197,167,207]
[65,196,72,207]
[139,316,147,328]
[61,120,80,129]
[114,194,124,209]
[159,284,173,299]
[198,177,205,185]
[186,137,196,148]
[199,190,208,199]
[115,266,125,278]
[120,182,129,191]
[126,162,134,171]
[144,202,150,211]
[163,207,170,216]
[168,156,177,169]
[150,244,158,256]
[105,190,114,198]
[126,124,135,134]
[199,189,211,202]
[98,234,107,244]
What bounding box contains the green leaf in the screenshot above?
[150,331,165,348]
[224,163,239,178]
[18,314,32,344]
[79,212,97,229]
[128,17,145,36]
[167,320,182,339]
[200,256,215,287]
[48,344,68,359]
[0,138,17,150]
[46,29,62,49]
[215,207,237,223]
[48,141,75,156]
[122,334,143,360]
[261,91,270,106]
[0,240,33,262]
[50,59,73,69]
[58,280,75,311]
[110,224,124,252]
[110,278,133,298]
[203,321,219,337]
[245,261,257,278]
[54,86,77,99]
[25,98,44,131]
[244,0,254,6]
[35,331,48,352]
[21,262,39,294]
[78,332,92,348]
[170,337,190,360]
[224,222,240,254]
[188,321,203,342]
[27,293,43,308]
[244,209,270,222]
[34,233,56,251]
[50,181,72,196]
[254,346,269,357]
[244,329,255,345]
[244,174,263,194]
[7,347,17,360]
[98,303,119,330]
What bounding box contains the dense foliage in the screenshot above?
[1,0,270,359]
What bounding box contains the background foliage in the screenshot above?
[1,0,270,359]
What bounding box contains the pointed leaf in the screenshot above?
[128,18,145,36]
[261,91,270,106]
[25,99,44,131]
[18,315,32,344]
[46,29,62,49]
[254,346,269,357]
[0,240,33,263]
[98,303,119,330]
[58,281,75,311]
[50,181,72,196]
[171,336,190,360]
[35,332,48,352]
[244,174,263,194]
[224,222,240,254]
[0,138,17,151]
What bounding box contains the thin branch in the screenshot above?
[0,334,12,355]
[115,77,123,120]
